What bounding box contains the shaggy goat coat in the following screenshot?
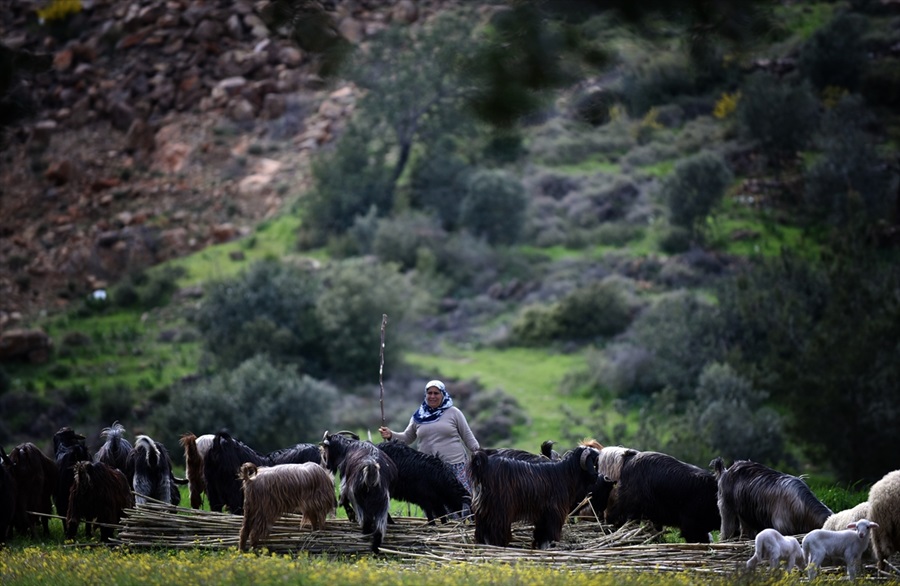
[126,435,181,506]
[93,422,133,474]
[712,458,832,539]
[376,440,468,523]
[320,432,397,552]
[67,461,134,541]
[0,448,15,542]
[53,427,92,537]
[469,445,601,549]
[180,432,214,510]
[204,431,321,514]
[609,450,720,543]
[6,442,57,537]
[238,462,336,551]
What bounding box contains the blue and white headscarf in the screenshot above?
[412,380,453,424]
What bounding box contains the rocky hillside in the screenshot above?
[0,0,447,328]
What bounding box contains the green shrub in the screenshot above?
[736,72,819,165]
[459,169,528,246]
[409,149,472,231]
[623,291,725,401]
[594,223,643,247]
[798,11,867,92]
[555,281,632,341]
[804,96,892,226]
[467,388,529,446]
[658,225,693,253]
[693,362,786,464]
[510,305,561,346]
[372,212,447,271]
[315,258,421,385]
[622,55,698,116]
[860,58,900,109]
[300,122,394,246]
[151,355,337,451]
[112,266,184,310]
[193,260,325,375]
[96,385,134,424]
[661,151,733,232]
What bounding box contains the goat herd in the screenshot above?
[1,423,899,578]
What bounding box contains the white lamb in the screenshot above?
[801,518,879,580]
[746,528,805,572]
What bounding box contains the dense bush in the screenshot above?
[661,151,733,232]
[300,123,394,246]
[466,388,529,447]
[192,260,325,375]
[860,58,900,108]
[151,355,337,452]
[623,290,725,401]
[622,55,698,117]
[736,72,819,166]
[372,211,448,271]
[510,281,632,345]
[408,149,472,231]
[314,258,421,385]
[112,266,184,310]
[459,169,528,246]
[804,96,893,226]
[658,225,693,254]
[693,362,786,464]
[555,281,632,340]
[715,248,900,481]
[798,12,867,92]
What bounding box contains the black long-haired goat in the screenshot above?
[712,457,832,539]
[204,431,322,514]
[53,427,92,537]
[469,445,602,549]
[125,435,182,506]
[320,431,397,552]
[376,440,468,524]
[93,422,133,474]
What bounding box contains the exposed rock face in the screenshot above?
[0,0,455,318]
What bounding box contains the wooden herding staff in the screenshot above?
[379,313,387,426]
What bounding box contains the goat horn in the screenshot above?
[335,430,360,440]
[580,447,594,471]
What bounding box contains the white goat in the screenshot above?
[801,518,879,580]
[746,528,805,571]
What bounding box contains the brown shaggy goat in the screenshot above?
[67,461,134,542]
[238,462,336,551]
[7,442,58,537]
[179,432,214,509]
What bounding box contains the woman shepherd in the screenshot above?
[379,380,480,498]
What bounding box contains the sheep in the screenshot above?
[179,432,214,510]
[468,445,602,549]
[203,431,321,514]
[0,447,15,542]
[238,462,336,551]
[53,427,92,537]
[66,461,134,542]
[608,450,720,543]
[868,469,900,571]
[6,442,57,537]
[746,528,805,572]
[376,440,469,524]
[320,431,398,552]
[823,502,874,561]
[802,518,879,580]
[125,435,181,506]
[93,421,133,474]
[712,457,832,539]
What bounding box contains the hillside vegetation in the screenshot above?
[1,0,899,487]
